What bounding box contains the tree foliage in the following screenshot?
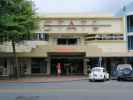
[0,0,37,42]
[0,0,37,78]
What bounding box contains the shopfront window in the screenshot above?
[31,58,47,74]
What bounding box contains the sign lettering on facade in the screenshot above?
[42,19,122,33]
[67,20,76,30]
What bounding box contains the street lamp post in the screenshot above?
[99,57,102,67]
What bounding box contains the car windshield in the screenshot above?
[92,68,103,72]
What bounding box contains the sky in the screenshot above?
[33,0,133,14]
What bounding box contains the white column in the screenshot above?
[80,37,85,45]
[124,16,127,41]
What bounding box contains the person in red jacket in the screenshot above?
[56,63,62,76]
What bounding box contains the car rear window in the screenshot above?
[92,69,102,72]
[117,64,132,70]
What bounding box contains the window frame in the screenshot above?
[57,38,78,45]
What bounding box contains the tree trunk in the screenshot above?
[11,40,19,78]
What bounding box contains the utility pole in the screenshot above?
[99,57,102,67]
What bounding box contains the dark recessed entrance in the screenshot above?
[49,53,85,76]
[31,58,47,74]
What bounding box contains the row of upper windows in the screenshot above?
[0,33,124,43]
[21,33,49,41]
[35,33,123,41]
[57,34,124,45]
[0,33,49,42]
[34,33,49,41]
[85,34,123,41]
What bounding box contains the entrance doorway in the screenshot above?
[50,53,85,76]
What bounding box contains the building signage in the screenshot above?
[67,20,76,30]
[43,19,114,32]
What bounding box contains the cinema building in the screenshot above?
[0,4,133,77]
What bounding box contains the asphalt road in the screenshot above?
[0,80,133,100]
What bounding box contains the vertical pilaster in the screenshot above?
[6,58,11,76]
[47,57,51,75]
[26,58,31,75]
[7,58,14,77]
[124,16,127,41]
[124,57,127,63]
[103,58,107,69]
[83,58,88,75]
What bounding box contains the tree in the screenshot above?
[0,0,37,78]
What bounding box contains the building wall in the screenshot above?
[40,17,123,34]
[86,41,127,52]
[0,15,125,57]
[0,14,130,76]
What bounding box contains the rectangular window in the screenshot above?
[57,38,77,45]
[127,15,133,32]
[68,39,77,45]
[33,33,49,41]
[128,36,133,50]
[31,58,47,73]
[57,38,67,45]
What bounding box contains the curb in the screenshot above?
[0,78,88,83]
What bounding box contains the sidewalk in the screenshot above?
[0,76,88,83]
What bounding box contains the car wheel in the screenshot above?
[89,79,94,82]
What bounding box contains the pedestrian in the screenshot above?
[56,63,61,77]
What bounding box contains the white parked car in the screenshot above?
[89,67,109,81]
